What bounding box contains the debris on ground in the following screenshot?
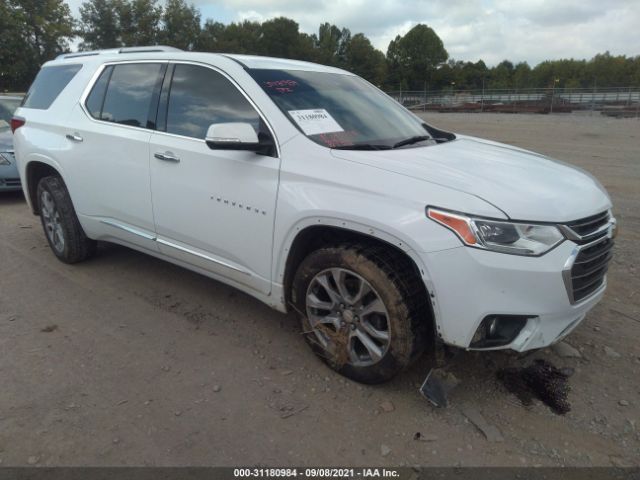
[413,432,438,442]
[460,406,504,443]
[380,444,391,457]
[603,346,621,358]
[213,385,222,393]
[419,368,460,408]
[559,367,575,377]
[551,341,582,359]
[40,324,58,333]
[379,400,395,413]
[278,404,308,419]
[498,358,571,414]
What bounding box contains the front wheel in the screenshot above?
[37,176,96,264]
[292,245,428,384]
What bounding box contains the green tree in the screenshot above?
[489,60,514,89]
[385,35,406,90]
[315,23,350,67]
[344,33,386,85]
[1,0,74,91]
[160,0,201,50]
[118,0,161,46]
[0,1,30,91]
[387,24,448,90]
[512,62,531,89]
[259,17,307,59]
[197,20,262,54]
[78,0,123,50]
[195,19,226,52]
[12,0,74,64]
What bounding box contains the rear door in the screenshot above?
[148,62,280,294]
[64,62,166,250]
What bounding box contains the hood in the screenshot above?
[0,129,13,152]
[331,135,611,222]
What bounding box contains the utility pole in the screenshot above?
[550,77,559,114]
[424,80,427,112]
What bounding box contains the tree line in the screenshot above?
[1,0,639,92]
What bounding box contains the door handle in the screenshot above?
[154,152,180,163]
[66,133,83,142]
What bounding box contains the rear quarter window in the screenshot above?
[22,64,82,110]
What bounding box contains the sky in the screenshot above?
[66,0,640,66]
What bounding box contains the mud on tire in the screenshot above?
[292,244,430,384]
[37,175,96,264]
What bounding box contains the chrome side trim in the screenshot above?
[156,238,250,276]
[100,219,156,240]
[99,218,251,276]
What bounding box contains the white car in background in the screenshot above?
[12,47,615,383]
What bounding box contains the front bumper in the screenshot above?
[421,240,606,351]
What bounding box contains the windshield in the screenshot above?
[249,69,432,149]
[0,97,22,130]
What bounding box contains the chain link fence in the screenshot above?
[386,87,640,118]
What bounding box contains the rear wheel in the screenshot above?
[37,176,96,264]
[292,244,428,384]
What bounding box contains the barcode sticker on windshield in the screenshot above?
[288,109,344,136]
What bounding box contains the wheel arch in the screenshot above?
[24,159,63,215]
[278,219,437,340]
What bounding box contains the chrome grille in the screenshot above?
[559,211,611,243]
[570,236,614,302]
[561,211,615,304]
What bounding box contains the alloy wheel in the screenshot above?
[305,268,390,367]
[41,190,65,253]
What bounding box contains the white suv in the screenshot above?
[12,47,615,383]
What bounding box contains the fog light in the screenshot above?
[470,315,531,349]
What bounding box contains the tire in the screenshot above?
[291,244,429,384]
[37,175,96,264]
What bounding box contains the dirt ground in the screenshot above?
[0,113,638,467]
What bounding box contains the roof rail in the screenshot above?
[56,46,182,60]
[118,46,182,54]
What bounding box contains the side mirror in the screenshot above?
[205,122,274,156]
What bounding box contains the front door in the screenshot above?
[149,63,280,294]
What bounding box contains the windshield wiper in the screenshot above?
[332,143,392,151]
[392,135,431,149]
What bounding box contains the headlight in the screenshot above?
[427,207,564,256]
[0,152,12,166]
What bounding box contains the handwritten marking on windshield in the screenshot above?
[264,80,298,93]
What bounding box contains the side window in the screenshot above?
[100,63,163,127]
[22,64,82,110]
[85,66,112,118]
[166,64,260,139]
